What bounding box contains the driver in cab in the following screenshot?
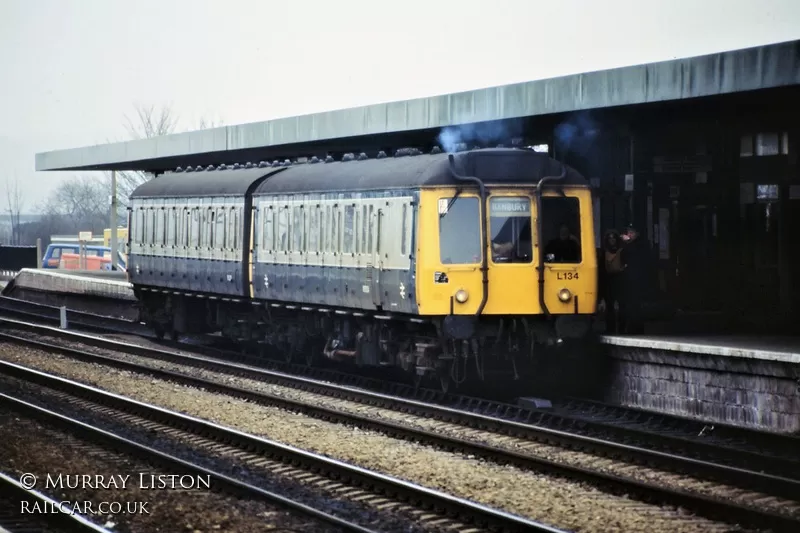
[545,224,580,263]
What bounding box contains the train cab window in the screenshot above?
[439,196,481,264]
[541,197,582,264]
[489,197,531,264]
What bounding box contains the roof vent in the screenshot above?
[357,152,368,160]
[185,166,193,172]
[233,163,241,169]
[245,162,253,169]
[217,164,226,170]
[454,143,468,152]
[175,167,184,173]
[394,147,415,157]
[309,156,320,164]
[283,159,292,166]
[430,146,442,155]
[271,160,281,167]
[342,153,355,162]
[206,165,215,171]
[325,155,335,163]
[376,151,387,159]
[258,161,268,168]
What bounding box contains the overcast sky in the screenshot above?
[1,0,799,212]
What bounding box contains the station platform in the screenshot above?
[2,268,134,301]
[1,268,138,320]
[597,334,800,435]
[599,335,800,364]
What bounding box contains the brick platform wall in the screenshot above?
[602,345,800,434]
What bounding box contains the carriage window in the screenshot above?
[216,208,226,249]
[262,207,273,251]
[278,207,289,252]
[308,206,319,252]
[292,206,303,252]
[489,197,531,264]
[209,209,216,249]
[167,208,176,246]
[439,196,481,264]
[148,207,156,246]
[190,208,200,247]
[136,208,144,244]
[343,205,355,253]
[330,206,340,253]
[367,205,374,253]
[233,207,240,250]
[542,197,582,264]
[361,205,368,254]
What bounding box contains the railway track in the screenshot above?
[0,359,564,533]
[4,295,799,482]
[1,317,799,532]
[0,471,115,533]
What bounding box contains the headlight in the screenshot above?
[557,288,572,302]
[454,289,469,303]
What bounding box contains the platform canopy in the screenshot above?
[36,39,800,173]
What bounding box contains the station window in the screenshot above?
[541,197,582,264]
[439,196,481,264]
[741,132,790,157]
[489,196,532,264]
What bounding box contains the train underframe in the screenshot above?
[137,289,596,393]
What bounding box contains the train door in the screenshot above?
[366,203,383,308]
[740,182,783,313]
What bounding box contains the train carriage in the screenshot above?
[127,147,598,390]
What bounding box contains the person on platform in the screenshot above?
[599,230,625,333]
[619,225,649,334]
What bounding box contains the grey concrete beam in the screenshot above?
[35,39,800,172]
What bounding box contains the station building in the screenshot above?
[36,40,800,333]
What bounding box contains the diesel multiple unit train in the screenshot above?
[127,147,598,389]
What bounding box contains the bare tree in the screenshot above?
[37,104,224,239]
[5,177,24,245]
[42,176,108,233]
[114,103,224,210]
